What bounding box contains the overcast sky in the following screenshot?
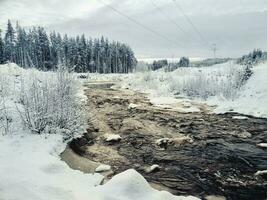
[0,0,267,59]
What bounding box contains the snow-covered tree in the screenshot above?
[179,57,190,67]
[0,20,137,73]
[152,59,168,71]
[4,20,16,62]
[0,29,4,64]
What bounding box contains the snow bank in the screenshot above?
[118,61,267,118]
[0,134,103,200]
[0,62,26,75]
[207,63,267,117]
[98,169,199,200]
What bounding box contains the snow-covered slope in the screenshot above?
[120,61,267,118]
[208,63,267,117]
[0,63,198,200]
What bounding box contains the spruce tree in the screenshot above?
[0,29,4,64]
[4,20,15,62]
[16,24,28,67]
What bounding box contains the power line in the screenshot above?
[150,0,189,37]
[150,0,209,48]
[98,0,185,48]
[172,0,210,47]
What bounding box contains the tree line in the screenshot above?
[237,49,266,66]
[0,20,137,73]
[150,57,190,71]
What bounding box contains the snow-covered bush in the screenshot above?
[17,65,85,138]
[178,57,190,67]
[0,83,11,135]
[135,61,150,72]
[124,61,247,100]
[237,49,266,65]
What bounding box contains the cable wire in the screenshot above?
[172,0,210,47]
[150,0,189,37]
[98,0,185,47]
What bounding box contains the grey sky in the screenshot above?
[0,0,267,59]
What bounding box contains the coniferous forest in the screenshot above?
[0,20,137,73]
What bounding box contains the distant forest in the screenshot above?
[0,20,137,73]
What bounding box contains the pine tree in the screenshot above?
[4,20,16,62]
[86,38,93,72]
[76,34,87,72]
[37,27,51,70]
[62,34,70,68]
[0,29,4,64]
[16,24,28,67]
[179,57,190,67]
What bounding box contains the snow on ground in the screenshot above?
[118,61,267,118]
[86,61,267,118]
[0,133,103,200]
[3,60,264,199]
[207,63,267,117]
[137,57,204,64]
[98,169,199,200]
[0,63,198,200]
[0,133,198,200]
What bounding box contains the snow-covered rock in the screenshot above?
[156,136,193,147]
[128,103,139,109]
[232,116,248,120]
[169,136,194,146]
[156,138,170,146]
[145,164,161,173]
[104,134,122,142]
[257,143,267,148]
[238,131,252,139]
[95,164,111,173]
[182,102,192,108]
[255,170,267,176]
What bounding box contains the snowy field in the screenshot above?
[137,57,204,64]
[207,63,267,117]
[93,61,267,118]
[0,63,198,200]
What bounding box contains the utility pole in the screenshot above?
[212,43,217,59]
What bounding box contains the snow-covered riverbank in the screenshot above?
[0,63,198,200]
[118,61,267,118]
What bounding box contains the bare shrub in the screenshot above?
[128,62,248,100]
[17,65,85,138]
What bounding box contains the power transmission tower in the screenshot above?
[212,43,218,59]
